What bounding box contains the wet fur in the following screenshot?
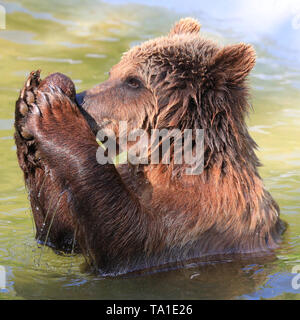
[14,18,285,276]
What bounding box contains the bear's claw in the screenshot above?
[20,70,41,101]
[16,70,41,140]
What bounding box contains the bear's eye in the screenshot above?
[126,77,142,89]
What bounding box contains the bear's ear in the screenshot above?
[169,18,201,36]
[206,43,256,86]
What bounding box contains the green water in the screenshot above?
[0,0,299,300]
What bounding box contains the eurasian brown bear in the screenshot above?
[14,18,285,276]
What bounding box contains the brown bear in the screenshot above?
[14,18,285,276]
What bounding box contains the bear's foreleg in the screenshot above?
[15,72,157,274]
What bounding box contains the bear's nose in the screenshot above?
[75,91,86,108]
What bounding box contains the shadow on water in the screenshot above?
[10,253,280,299]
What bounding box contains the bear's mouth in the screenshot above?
[75,90,101,135]
[76,91,113,136]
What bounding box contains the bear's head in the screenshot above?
[77,18,257,175]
